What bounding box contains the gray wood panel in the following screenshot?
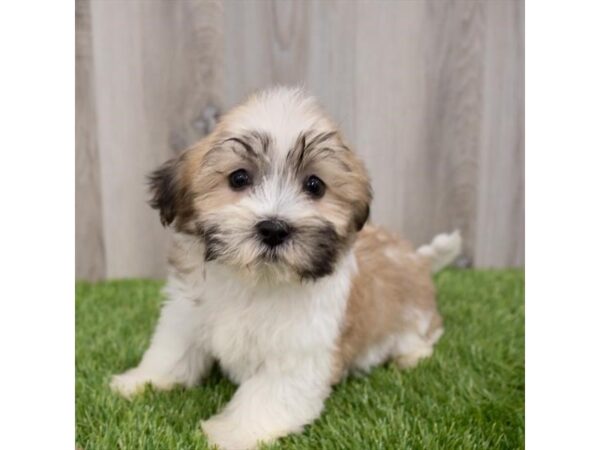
[356,0,485,263]
[475,0,524,267]
[223,0,357,142]
[89,0,223,278]
[76,0,524,279]
[76,0,105,281]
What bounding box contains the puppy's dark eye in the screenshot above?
[229,169,252,190]
[303,175,326,199]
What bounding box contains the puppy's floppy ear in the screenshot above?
[148,154,189,227]
[330,138,372,233]
[353,203,370,232]
[347,155,372,232]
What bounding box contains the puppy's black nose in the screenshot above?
[256,219,291,247]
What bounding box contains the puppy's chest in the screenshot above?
[192,270,350,382]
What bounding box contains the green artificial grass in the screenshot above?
[76,270,524,450]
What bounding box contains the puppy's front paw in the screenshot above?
[110,369,149,399]
[110,368,174,399]
[201,415,269,450]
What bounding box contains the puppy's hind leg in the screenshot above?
[110,297,212,399]
[391,321,444,370]
[393,340,435,370]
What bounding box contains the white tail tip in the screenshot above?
[417,230,462,273]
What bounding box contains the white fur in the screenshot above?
[417,230,462,273]
[112,234,357,449]
[225,87,334,158]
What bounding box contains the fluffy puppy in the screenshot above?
[110,87,462,450]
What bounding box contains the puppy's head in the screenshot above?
[150,87,371,281]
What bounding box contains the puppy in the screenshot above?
[110,87,461,450]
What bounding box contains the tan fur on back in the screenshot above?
[333,224,443,382]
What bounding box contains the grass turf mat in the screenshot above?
[76,270,524,450]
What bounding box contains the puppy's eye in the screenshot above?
[303,175,326,199]
[229,169,252,190]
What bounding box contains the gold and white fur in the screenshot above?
[110,87,462,450]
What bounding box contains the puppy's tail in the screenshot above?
[417,230,462,273]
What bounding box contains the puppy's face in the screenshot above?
[150,89,371,281]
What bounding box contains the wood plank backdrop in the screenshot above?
[76,0,524,280]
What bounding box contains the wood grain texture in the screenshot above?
[76,0,105,281]
[76,0,524,279]
[223,0,357,142]
[89,0,223,278]
[356,0,483,263]
[475,0,525,267]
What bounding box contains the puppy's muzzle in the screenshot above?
[256,219,291,248]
